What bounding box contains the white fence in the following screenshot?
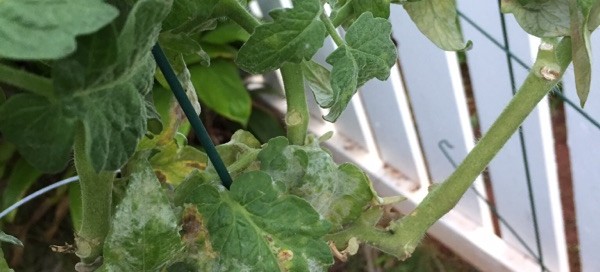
[255,1,600,271]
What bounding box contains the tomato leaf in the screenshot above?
[258,137,376,230]
[99,160,184,271]
[190,60,252,125]
[404,0,471,51]
[1,159,42,222]
[302,60,335,108]
[174,171,333,271]
[0,231,22,246]
[570,0,599,106]
[236,0,327,73]
[150,142,208,185]
[501,0,570,37]
[0,0,118,60]
[330,0,390,27]
[0,247,13,272]
[324,12,397,122]
[0,0,172,172]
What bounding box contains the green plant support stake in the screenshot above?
[151,44,233,189]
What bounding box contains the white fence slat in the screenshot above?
[459,2,568,271]
[358,65,429,185]
[390,5,491,228]
[563,31,600,272]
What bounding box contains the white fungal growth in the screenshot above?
[540,66,560,81]
[539,41,554,51]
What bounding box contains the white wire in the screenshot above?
[0,176,80,220]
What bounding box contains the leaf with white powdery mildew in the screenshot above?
[174,171,333,271]
[258,137,376,230]
[404,0,471,51]
[0,0,118,59]
[324,12,397,122]
[99,161,184,271]
[236,0,326,73]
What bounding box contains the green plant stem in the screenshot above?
[328,38,573,259]
[0,63,54,98]
[214,0,260,33]
[331,2,353,27]
[320,13,345,46]
[73,127,115,265]
[281,63,309,145]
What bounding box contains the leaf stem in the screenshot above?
[214,0,261,33]
[281,63,309,145]
[321,13,345,47]
[331,2,353,27]
[73,126,115,267]
[0,63,54,98]
[330,38,573,259]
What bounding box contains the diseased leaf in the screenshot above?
[259,137,376,230]
[0,0,172,172]
[404,0,471,51]
[150,142,208,185]
[501,0,570,37]
[324,12,397,122]
[236,0,327,73]
[174,171,333,271]
[190,60,252,125]
[570,0,598,106]
[99,161,184,271]
[302,60,335,108]
[0,0,118,59]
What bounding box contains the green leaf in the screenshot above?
[190,59,252,125]
[570,0,598,106]
[258,137,376,230]
[0,0,172,172]
[236,0,327,73]
[174,171,333,271]
[162,0,218,34]
[330,0,391,27]
[324,12,397,122]
[201,21,250,44]
[247,106,286,143]
[0,0,118,60]
[0,231,22,246]
[99,161,184,271]
[150,142,208,185]
[1,159,42,222]
[0,87,5,105]
[404,0,471,51]
[0,247,13,272]
[302,60,335,108]
[501,0,570,37]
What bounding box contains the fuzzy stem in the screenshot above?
[0,63,54,98]
[73,127,114,266]
[331,2,353,27]
[214,0,260,33]
[281,63,309,145]
[320,13,345,47]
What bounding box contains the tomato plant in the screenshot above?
[0,0,597,271]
